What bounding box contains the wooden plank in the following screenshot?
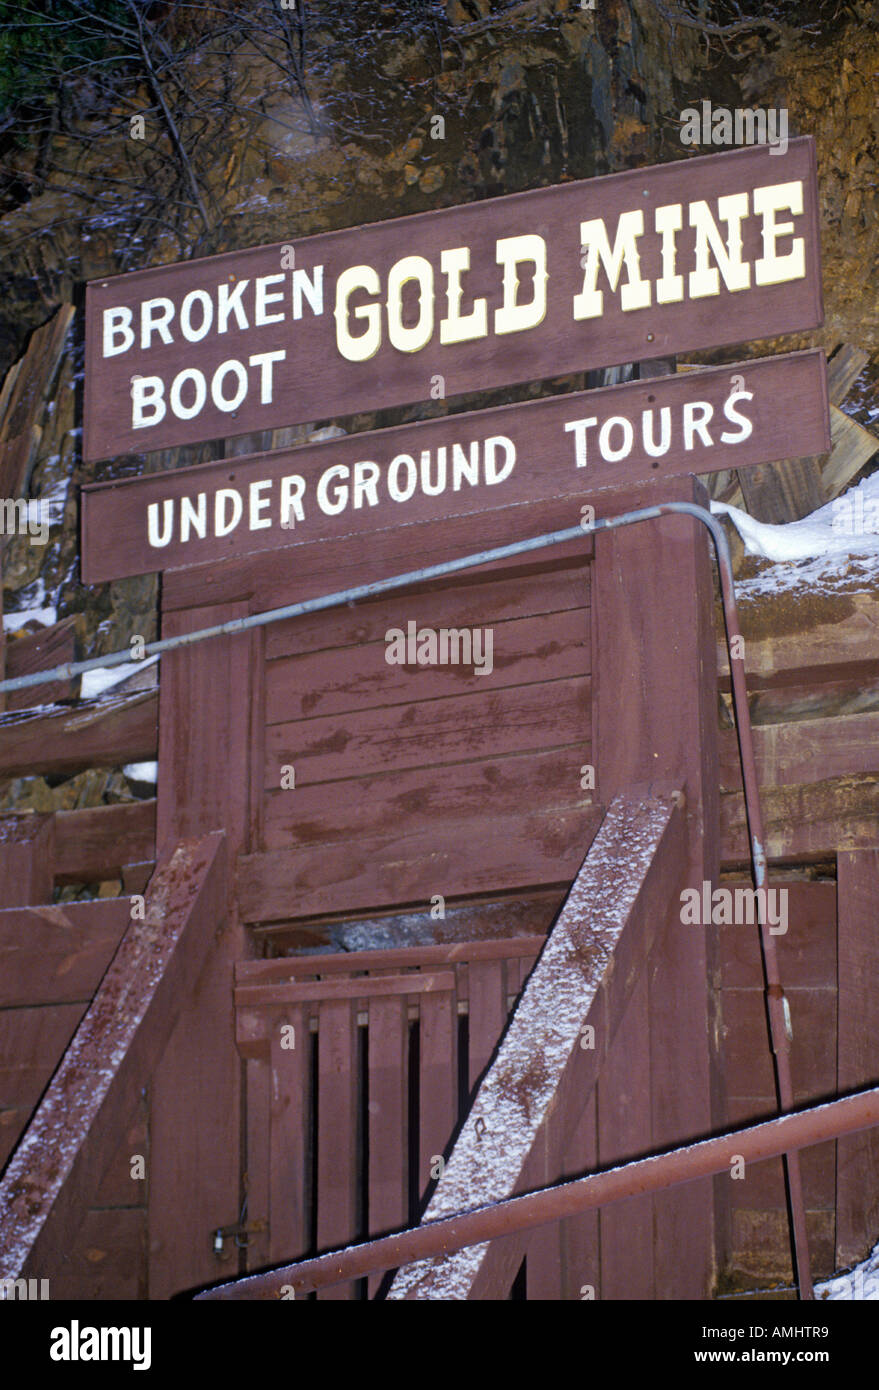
[0,691,157,780]
[237,971,455,1008]
[254,891,560,955]
[263,746,590,853]
[0,898,129,1007]
[82,348,829,580]
[162,490,593,615]
[738,454,826,524]
[239,807,603,924]
[367,995,408,1296]
[265,608,590,725]
[5,616,79,709]
[265,675,590,788]
[44,1207,146,1300]
[716,881,837,992]
[150,603,254,1299]
[54,800,156,884]
[268,1006,309,1265]
[386,792,687,1299]
[559,1089,598,1301]
[83,142,822,464]
[466,959,507,1094]
[719,712,879,791]
[826,344,869,405]
[0,833,226,1280]
[836,850,879,1268]
[418,989,458,1210]
[316,998,358,1300]
[717,591,879,686]
[265,563,591,662]
[721,776,879,865]
[0,1003,84,1167]
[244,1056,272,1272]
[823,404,878,499]
[592,474,719,1300]
[0,304,74,497]
[237,935,546,984]
[0,814,55,905]
[597,971,653,1299]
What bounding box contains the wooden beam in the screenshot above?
[0,813,55,905]
[386,792,686,1300]
[5,616,79,709]
[0,691,157,779]
[53,799,156,884]
[738,456,827,524]
[0,898,129,1007]
[591,474,719,1299]
[836,850,879,1269]
[720,775,879,865]
[0,832,226,1279]
[149,601,255,1298]
[823,403,879,499]
[0,305,74,498]
[719,711,879,791]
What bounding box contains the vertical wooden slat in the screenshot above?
[316,997,358,1299]
[467,958,506,1092]
[561,1090,599,1301]
[244,1056,271,1272]
[269,1005,308,1267]
[367,994,408,1297]
[836,849,879,1268]
[418,989,457,1207]
[0,814,55,905]
[597,971,653,1299]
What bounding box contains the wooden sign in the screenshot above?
[80,349,827,583]
[83,139,822,462]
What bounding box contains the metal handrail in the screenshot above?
[0,500,814,1295]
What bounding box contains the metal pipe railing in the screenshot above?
[0,500,813,1294]
[195,1086,879,1300]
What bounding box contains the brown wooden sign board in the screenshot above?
[80,349,827,583]
[83,139,822,462]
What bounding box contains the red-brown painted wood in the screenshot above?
[265,609,590,725]
[0,692,157,780]
[592,473,719,1300]
[367,995,409,1296]
[0,899,129,1007]
[467,959,508,1095]
[597,973,654,1299]
[836,850,879,1269]
[265,564,590,662]
[150,601,254,1299]
[316,998,358,1300]
[238,807,603,924]
[262,746,590,854]
[53,800,156,885]
[418,989,458,1210]
[269,1005,309,1266]
[265,675,591,787]
[0,814,55,905]
[84,141,822,463]
[5,616,78,710]
[0,834,226,1281]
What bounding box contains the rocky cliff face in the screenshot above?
[0,0,876,835]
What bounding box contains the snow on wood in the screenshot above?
[387,790,685,1300]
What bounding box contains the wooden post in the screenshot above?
[0,814,55,905]
[148,600,257,1298]
[592,472,720,1299]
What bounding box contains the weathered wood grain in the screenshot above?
[0,898,129,1007]
[264,675,591,789]
[0,834,225,1281]
[0,691,157,780]
[54,799,156,884]
[238,806,603,924]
